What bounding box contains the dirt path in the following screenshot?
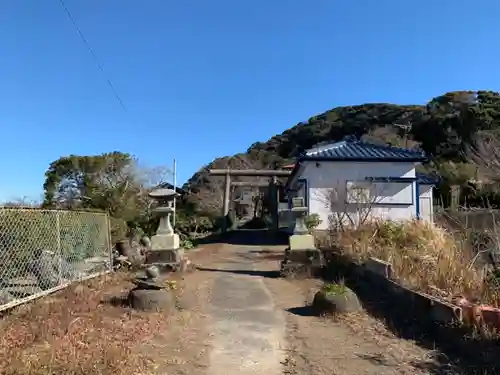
[0,240,445,374]
[194,241,441,375]
[205,247,285,374]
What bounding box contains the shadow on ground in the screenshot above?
[193,229,289,247]
[323,267,500,374]
[102,295,130,308]
[286,305,316,317]
[196,266,280,279]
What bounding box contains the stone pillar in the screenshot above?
[269,177,279,231]
[156,210,174,235]
[222,172,231,233]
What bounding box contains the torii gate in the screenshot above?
[208,169,292,232]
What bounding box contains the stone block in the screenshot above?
[286,248,324,265]
[151,233,180,251]
[280,262,323,279]
[146,248,184,264]
[289,234,315,250]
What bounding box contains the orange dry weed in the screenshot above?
[0,272,171,375]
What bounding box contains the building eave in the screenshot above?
[298,156,428,163]
[284,162,306,192]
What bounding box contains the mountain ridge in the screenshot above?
[186,90,500,214]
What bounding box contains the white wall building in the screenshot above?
[285,139,436,230]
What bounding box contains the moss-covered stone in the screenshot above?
[313,284,362,315]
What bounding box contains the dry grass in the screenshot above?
[0,271,176,375]
[319,220,500,306]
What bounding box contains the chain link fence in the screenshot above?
[0,208,112,311]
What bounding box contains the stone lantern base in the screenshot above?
[145,233,184,271]
[146,247,184,265]
[151,232,180,252]
[289,233,315,250]
[280,232,324,279]
[280,247,325,279]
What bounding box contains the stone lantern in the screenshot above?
[280,196,324,277]
[145,188,184,269]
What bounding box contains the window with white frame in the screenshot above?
[289,178,308,208]
[346,180,414,205]
[373,181,413,205]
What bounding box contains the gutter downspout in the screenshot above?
[415,180,420,220]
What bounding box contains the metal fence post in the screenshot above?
[106,213,113,272]
[56,211,62,284]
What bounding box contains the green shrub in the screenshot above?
[321,282,348,296]
[304,213,322,232]
[181,238,194,249]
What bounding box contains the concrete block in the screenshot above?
[413,291,463,324]
[286,248,324,265]
[151,233,180,250]
[364,257,393,279]
[280,262,323,279]
[289,234,315,250]
[146,248,184,264]
[430,298,463,324]
[386,279,413,299]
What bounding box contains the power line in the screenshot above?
[58,0,129,114]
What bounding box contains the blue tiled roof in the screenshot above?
[299,139,428,162]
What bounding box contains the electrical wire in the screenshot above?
[58,0,129,114]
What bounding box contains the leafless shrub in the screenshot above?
[467,130,500,184]
[1,197,41,208]
[313,180,388,231]
[192,154,276,217]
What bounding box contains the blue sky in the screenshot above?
[0,1,499,202]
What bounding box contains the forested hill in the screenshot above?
[186,91,500,212]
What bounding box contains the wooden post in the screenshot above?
[450,185,460,211]
[222,171,231,233]
[230,186,238,230]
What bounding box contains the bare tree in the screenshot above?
[467,130,500,184]
[361,125,421,150]
[313,179,388,231]
[193,153,276,217]
[1,196,41,208]
[191,177,227,216]
[133,160,173,189]
[465,131,500,270]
